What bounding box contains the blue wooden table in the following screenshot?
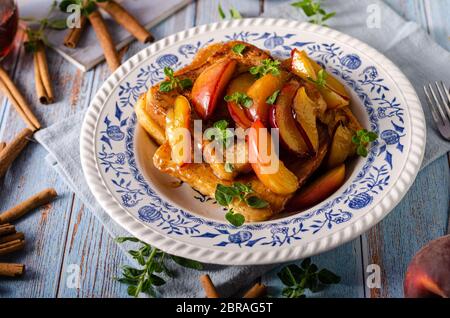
[0,0,449,298]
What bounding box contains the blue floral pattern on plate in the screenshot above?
[94,32,407,248]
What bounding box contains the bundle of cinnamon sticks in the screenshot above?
[200,274,268,298]
[0,188,58,278]
[63,0,153,72]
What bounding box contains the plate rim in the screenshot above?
[80,18,426,265]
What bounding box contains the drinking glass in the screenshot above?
[0,0,19,61]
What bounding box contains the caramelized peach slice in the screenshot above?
[269,81,310,156]
[165,95,192,164]
[246,72,289,125]
[226,73,255,129]
[248,120,298,195]
[293,87,319,154]
[286,164,346,211]
[291,49,349,109]
[134,94,165,145]
[326,123,354,168]
[191,59,237,119]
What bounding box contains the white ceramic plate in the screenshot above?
[80,18,425,265]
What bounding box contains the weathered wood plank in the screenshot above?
[361,0,449,298]
[56,2,197,298]
[423,0,450,50]
[0,24,94,298]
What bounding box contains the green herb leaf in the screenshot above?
[352,129,378,157]
[159,81,174,92]
[159,67,192,92]
[116,237,203,298]
[232,43,246,56]
[218,3,226,19]
[59,0,78,12]
[224,92,253,108]
[308,69,327,88]
[245,196,269,208]
[291,0,336,26]
[266,90,280,105]
[229,7,242,19]
[278,259,340,298]
[249,59,281,78]
[225,209,245,227]
[179,78,193,90]
[48,18,68,30]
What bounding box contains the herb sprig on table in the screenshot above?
[116,237,203,297]
[215,182,269,227]
[291,0,336,26]
[278,258,340,298]
[22,0,67,52]
[218,3,242,20]
[159,67,193,92]
[352,129,378,157]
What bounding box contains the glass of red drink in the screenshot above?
[0,0,18,61]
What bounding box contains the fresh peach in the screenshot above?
[226,73,255,128]
[248,120,298,195]
[286,164,346,211]
[404,235,450,298]
[269,81,310,156]
[292,86,319,154]
[191,59,237,119]
[246,72,289,125]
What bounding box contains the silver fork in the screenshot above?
[424,81,450,141]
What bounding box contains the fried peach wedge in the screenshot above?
[249,120,299,195]
[293,86,319,154]
[286,164,346,211]
[291,49,350,109]
[246,71,289,125]
[269,81,311,156]
[191,58,237,120]
[326,123,355,168]
[135,93,165,145]
[165,95,192,164]
[225,73,255,128]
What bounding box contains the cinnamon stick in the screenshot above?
[88,9,121,71]
[243,283,267,298]
[0,263,25,277]
[0,239,25,256]
[0,232,24,244]
[34,41,54,104]
[64,14,87,49]
[0,188,58,224]
[0,141,5,153]
[97,0,153,43]
[0,128,33,178]
[0,66,41,131]
[0,224,15,237]
[200,274,220,298]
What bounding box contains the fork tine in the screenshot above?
[435,81,450,118]
[428,83,448,122]
[424,85,442,124]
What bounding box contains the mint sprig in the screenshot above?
[291,0,336,26]
[218,3,242,20]
[278,258,340,298]
[115,237,203,297]
[204,120,235,148]
[352,129,378,157]
[224,92,253,108]
[249,59,281,78]
[266,90,280,105]
[307,69,327,89]
[215,182,269,227]
[159,67,192,92]
[232,43,247,56]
